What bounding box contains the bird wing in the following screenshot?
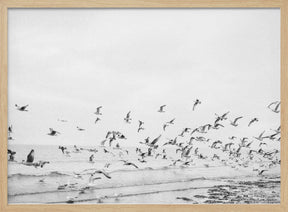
[101,139,106,145]
[222,111,230,119]
[151,135,161,145]
[267,101,278,108]
[169,118,175,123]
[192,103,197,111]
[259,131,265,138]
[275,102,281,111]
[130,163,139,169]
[96,170,111,179]
[234,116,243,123]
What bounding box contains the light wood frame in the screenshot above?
[0,0,287,211]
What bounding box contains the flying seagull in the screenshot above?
[158,105,166,113]
[47,128,60,136]
[77,126,85,131]
[124,111,132,123]
[94,106,103,115]
[248,118,259,127]
[230,116,243,127]
[95,117,101,124]
[193,99,201,111]
[15,104,29,112]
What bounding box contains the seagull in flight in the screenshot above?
[137,120,144,132]
[137,126,144,133]
[15,104,29,112]
[47,128,60,136]
[167,118,175,125]
[254,131,266,141]
[230,116,243,127]
[248,118,259,127]
[90,170,111,179]
[149,135,161,148]
[95,117,101,124]
[268,101,280,113]
[158,105,166,113]
[121,160,139,169]
[124,111,132,123]
[94,106,103,115]
[77,126,85,131]
[215,111,229,121]
[193,99,201,111]
[163,123,169,131]
[8,125,13,134]
[138,120,144,128]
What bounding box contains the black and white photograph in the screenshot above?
[7,9,280,204]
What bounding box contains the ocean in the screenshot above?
[8,144,280,204]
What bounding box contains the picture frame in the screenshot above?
[0,0,287,211]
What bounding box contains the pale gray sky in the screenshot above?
[8,9,280,146]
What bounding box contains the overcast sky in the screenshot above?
[8,9,280,146]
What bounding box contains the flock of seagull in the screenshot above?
[8,100,281,202]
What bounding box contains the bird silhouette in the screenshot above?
[94,106,103,115]
[47,128,60,136]
[248,118,259,127]
[230,116,243,127]
[158,105,166,113]
[15,104,29,111]
[193,99,201,111]
[124,111,132,123]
